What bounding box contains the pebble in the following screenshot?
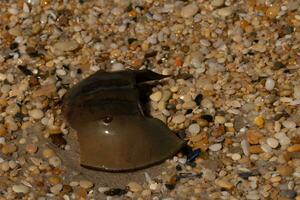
[266,138,279,149]
[2,143,17,154]
[247,130,263,145]
[172,114,186,124]
[12,184,29,194]
[188,123,200,135]
[211,0,224,7]
[277,165,294,176]
[49,156,62,167]
[294,85,300,99]
[50,184,63,194]
[231,153,241,161]
[265,78,275,91]
[79,180,93,189]
[215,179,233,190]
[25,144,38,154]
[282,120,296,129]
[287,144,300,152]
[254,116,265,128]
[214,116,225,124]
[217,7,233,17]
[150,91,162,102]
[42,148,55,158]
[5,104,20,115]
[209,143,222,152]
[28,109,44,120]
[53,40,79,52]
[111,63,124,72]
[127,182,143,192]
[181,3,199,18]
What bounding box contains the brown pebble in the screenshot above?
[42,148,55,158]
[287,144,300,152]
[247,130,263,145]
[26,144,38,154]
[249,145,263,154]
[211,125,225,137]
[277,165,294,176]
[2,144,17,154]
[75,187,87,199]
[215,179,233,190]
[61,185,73,195]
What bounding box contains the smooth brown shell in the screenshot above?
[62,69,185,172]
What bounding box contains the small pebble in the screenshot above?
[50,184,63,194]
[231,153,241,161]
[254,116,265,128]
[209,143,222,152]
[266,138,279,149]
[188,123,200,135]
[26,144,38,154]
[2,143,17,154]
[172,114,186,124]
[214,116,225,124]
[79,180,93,189]
[265,78,275,91]
[217,7,233,17]
[127,182,142,192]
[49,156,62,167]
[42,148,55,158]
[215,179,233,190]
[111,63,124,72]
[28,109,44,120]
[287,144,300,152]
[181,3,198,18]
[150,91,162,102]
[282,121,296,129]
[211,0,224,7]
[12,184,29,194]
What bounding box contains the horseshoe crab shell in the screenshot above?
[62,69,185,172]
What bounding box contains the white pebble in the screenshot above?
[266,138,279,148]
[172,114,186,124]
[261,144,272,153]
[111,63,124,72]
[150,91,162,102]
[28,109,44,120]
[282,120,296,129]
[149,182,158,190]
[188,123,200,135]
[241,139,250,156]
[265,78,275,91]
[12,184,29,194]
[209,143,222,151]
[231,153,241,161]
[79,180,93,189]
[181,3,199,18]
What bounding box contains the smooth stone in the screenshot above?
[5,104,20,115]
[209,143,222,151]
[28,109,44,120]
[12,184,29,194]
[79,180,93,189]
[215,179,233,190]
[150,91,162,102]
[266,137,279,148]
[214,116,225,124]
[49,156,62,167]
[50,184,63,194]
[172,114,186,124]
[127,182,143,192]
[211,0,224,7]
[217,7,233,17]
[53,40,79,52]
[111,63,124,72]
[188,123,200,135]
[265,78,275,91]
[232,153,241,161]
[282,121,296,129]
[181,3,199,18]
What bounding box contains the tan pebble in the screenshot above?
[270,176,281,183]
[277,165,294,176]
[2,143,17,154]
[61,185,72,195]
[50,184,63,194]
[215,179,233,190]
[25,144,38,154]
[214,116,225,124]
[296,196,300,200]
[287,144,300,152]
[247,130,263,144]
[128,182,143,192]
[28,109,44,120]
[141,189,151,197]
[1,162,10,172]
[249,145,263,154]
[48,176,61,185]
[150,91,162,102]
[254,116,265,128]
[79,180,93,189]
[42,148,55,158]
